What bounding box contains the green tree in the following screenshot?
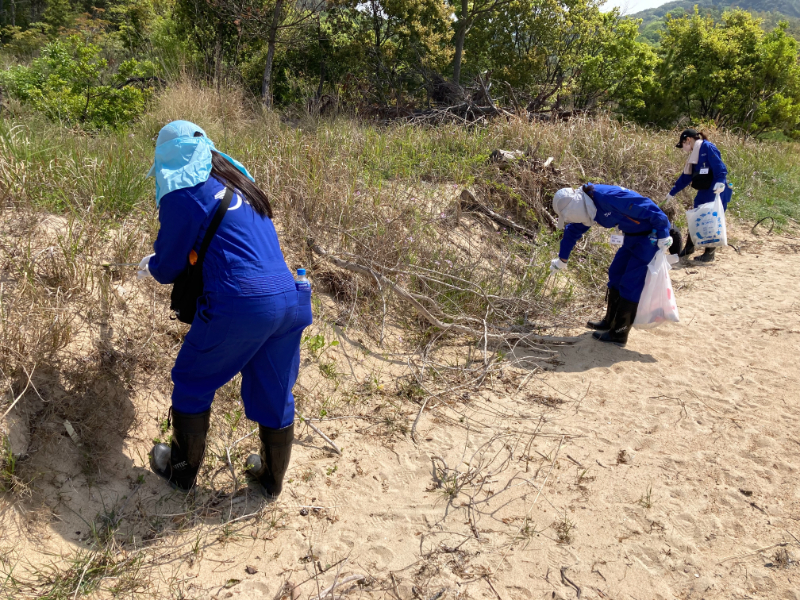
[1,35,156,128]
[572,14,657,113]
[108,0,156,52]
[467,0,596,107]
[42,0,75,34]
[335,0,451,105]
[467,0,653,112]
[448,0,511,85]
[656,9,800,136]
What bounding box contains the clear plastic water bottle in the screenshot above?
[649,229,658,246]
[295,268,311,291]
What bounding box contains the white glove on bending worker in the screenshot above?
[550,258,568,273]
[137,253,155,280]
[713,182,726,194]
[657,237,673,250]
[664,193,674,205]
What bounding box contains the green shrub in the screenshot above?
[1,35,157,130]
[1,24,50,60]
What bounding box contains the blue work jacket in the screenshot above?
[559,185,670,261]
[670,140,730,207]
[148,176,296,297]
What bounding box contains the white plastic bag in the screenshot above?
[686,193,727,248]
[633,250,679,329]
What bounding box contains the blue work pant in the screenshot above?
[607,235,658,303]
[171,288,313,428]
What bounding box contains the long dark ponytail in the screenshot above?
[209,149,273,219]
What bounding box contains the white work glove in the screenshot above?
[550,258,568,273]
[137,253,155,280]
[657,236,673,250]
[713,182,725,194]
[664,193,674,204]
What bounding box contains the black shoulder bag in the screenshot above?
[691,164,714,191]
[169,187,233,324]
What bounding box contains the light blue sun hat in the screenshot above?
[147,120,254,205]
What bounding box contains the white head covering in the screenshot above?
[552,188,597,229]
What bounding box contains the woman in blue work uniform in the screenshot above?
[138,121,312,495]
[550,184,672,347]
[666,129,732,263]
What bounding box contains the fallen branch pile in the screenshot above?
[458,189,538,239]
[307,237,575,352]
[477,147,571,231]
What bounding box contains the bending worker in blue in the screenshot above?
[550,184,671,347]
[666,129,732,264]
[138,121,312,496]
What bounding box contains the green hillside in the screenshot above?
[632,0,800,23]
[633,0,800,43]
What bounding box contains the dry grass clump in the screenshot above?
[0,203,179,477]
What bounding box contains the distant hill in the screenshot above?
[632,0,800,23]
[631,0,800,44]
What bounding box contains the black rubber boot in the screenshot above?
[693,247,716,263]
[149,408,210,491]
[668,227,683,256]
[678,233,695,258]
[246,423,294,497]
[593,298,638,347]
[587,288,620,331]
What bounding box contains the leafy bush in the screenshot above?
[1,24,50,60]
[635,10,800,137]
[1,35,156,129]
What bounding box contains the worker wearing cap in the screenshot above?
[138,120,312,496]
[550,184,672,347]
[666,129,732,263]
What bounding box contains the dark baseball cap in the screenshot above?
[676,128,699,148]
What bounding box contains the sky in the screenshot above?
[601,0,673,14]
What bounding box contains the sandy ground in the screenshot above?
[3,224,800,600]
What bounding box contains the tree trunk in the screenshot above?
[369,0,383,96]
[316,60,325,99]
[261,0,285,107]
[316,17,325,99]
[451,0,470,85]
[214,31,222,93]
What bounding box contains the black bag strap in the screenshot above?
[195,187,233,268]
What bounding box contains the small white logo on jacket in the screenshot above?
[214,189,246,210]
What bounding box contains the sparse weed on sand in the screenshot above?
[6,548,146,600]
[554,510,575,545]
[639,485,654,509]
[0,436,22,494]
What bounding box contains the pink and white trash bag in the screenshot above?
[633,249,680,329]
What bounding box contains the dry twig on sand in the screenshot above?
[459,189,538,239]
[309,574,367,600]
[560,566,582,598]
[296,408,342,455]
